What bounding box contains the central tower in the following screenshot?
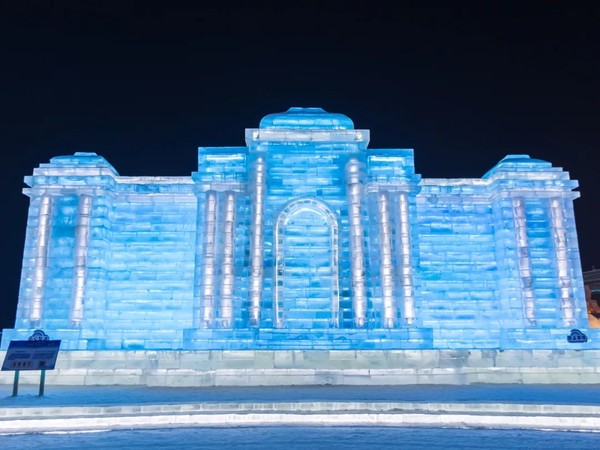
[245,107,371,328]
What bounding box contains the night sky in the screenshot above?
[0,2,598,330]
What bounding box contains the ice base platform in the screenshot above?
[2,327,599,351]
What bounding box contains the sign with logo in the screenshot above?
[2,332,61,371]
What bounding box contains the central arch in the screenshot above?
[274,198,340,328]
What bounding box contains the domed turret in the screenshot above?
[259,107,354,130]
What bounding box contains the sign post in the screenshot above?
[39,369,46,396]
[12,371,19,397]
[1,330,61,397]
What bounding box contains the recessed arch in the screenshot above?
[274,198,340,328]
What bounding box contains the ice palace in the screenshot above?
[2,107,596,351]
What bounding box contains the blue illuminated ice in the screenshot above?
[1,107,592,350]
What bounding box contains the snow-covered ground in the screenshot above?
[2,384,600,437]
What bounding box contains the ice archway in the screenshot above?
[274,198,340,328]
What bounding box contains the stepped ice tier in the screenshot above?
[2,107,595,351]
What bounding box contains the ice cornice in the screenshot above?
[245,128,370,146]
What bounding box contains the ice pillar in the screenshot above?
[398,192,415,326]
[200,190,218,328]
[330,221,341,328]
[346,158,366,327]
[30,194,52,325]
[249,157,266,326]
[219,191,235,328]
[69,194,92,327]
[550,197,575,326]
[192,194,204,329]
[377,191,396,327]
[512,197,536,325]
[273,211,283,329]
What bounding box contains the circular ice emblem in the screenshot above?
[28,329,50,341]
[566,329,588,343]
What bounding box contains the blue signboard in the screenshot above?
[2,339,61,371]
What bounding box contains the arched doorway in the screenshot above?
[274,198,339,329]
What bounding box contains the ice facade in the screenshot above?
[2,107,595,350]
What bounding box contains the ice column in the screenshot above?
[346,158,366,327]
[192,194,204,328]
[200,190,217,328]
[30,194,52,325]
[512,198,536,325]
[377,191,396,327]
[249,157,266,326]
[70,194,92,326]
[219,191,236,328]
[549,197,575,325]
[398,192,415,325]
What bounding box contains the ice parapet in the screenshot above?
[2,107,591,350]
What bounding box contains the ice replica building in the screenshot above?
[2,107,594,351]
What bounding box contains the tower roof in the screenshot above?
[259,107,354,130]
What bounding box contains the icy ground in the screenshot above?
[2,383,600,407]
[2,426,600,450]
[2,384,600,447]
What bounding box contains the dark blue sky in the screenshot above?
[0,1,598,329]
